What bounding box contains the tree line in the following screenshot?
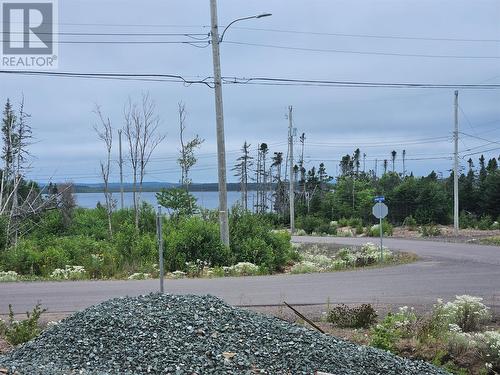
[233,141,500,227]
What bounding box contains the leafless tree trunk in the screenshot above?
[124,93,165,230]
[94,105,114,237]
[177,102,204,190]
[58,182,76,229]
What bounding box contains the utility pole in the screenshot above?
[453,90,459,235]
[402,149,406,178]
[209,0,230,246]
[118,129,124,210]
[374,159,378,177]
[288,106,295,234]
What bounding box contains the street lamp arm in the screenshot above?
[219,13,272,42]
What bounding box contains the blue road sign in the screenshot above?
[374,196,385,203]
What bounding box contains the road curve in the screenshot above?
[1,236,499,315]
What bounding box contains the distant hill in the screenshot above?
[41,182,263,193]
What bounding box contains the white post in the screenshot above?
[379,216,383,262]
[157,205,164,293]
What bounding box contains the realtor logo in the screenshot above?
[1,0,58,69]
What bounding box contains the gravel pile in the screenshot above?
[0,293,448,374]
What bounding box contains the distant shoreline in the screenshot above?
[72,183,264,194]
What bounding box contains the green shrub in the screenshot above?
[348,218,363,228]
[230,209,293,272]
[316,222,336,235]
[478,215,493,230]
[69,207,109,240]
[420,224,442,237]
[459,211,477,229]
[475,331,500,371]
[296,215,325,234]
[29,210,66,238]
[368,221,393,237]
[165,217,230,272]
[4,303,46,346]
[370,306,417,352]
[403,215,417,231]
[290,261,320,274]
[370,316,401,352]
[224,262,260,276]
[438,295,491,332]
[1,240,43,275]
[327,304,377,328]
[0,271,19,282]
[338,218,349,227]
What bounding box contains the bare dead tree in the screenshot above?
[0,96,35,246]
[177,102,204,190]
[94,105,114,237]
[2,178,63,247]
[124,93,165,229]
[0,98,16,211]
[57,182,76,229]
[233,141,253,210]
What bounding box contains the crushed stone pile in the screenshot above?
[0,293,448,374]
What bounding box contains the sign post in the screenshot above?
[157,205,164,293]
[372,197,388,261]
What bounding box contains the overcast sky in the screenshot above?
[1,0,499,184]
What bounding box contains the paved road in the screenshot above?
[1,237,499,315]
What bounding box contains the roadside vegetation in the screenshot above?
[321,295,499,375]
[480,236,500,246]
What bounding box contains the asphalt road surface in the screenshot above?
[1,237,499,315]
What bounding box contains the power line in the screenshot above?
[1,31,209,37]
[3,71,500,90]
[460,132,500,146]
[224,40,500,59]
[461,146,500,158]
[0,39,210,46]
[0,70,214,87]
[460,141,500,153]
[222,77,500,89]
[11,20,497,43]
[231,26,500,43]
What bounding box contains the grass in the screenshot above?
[479,236,500,246]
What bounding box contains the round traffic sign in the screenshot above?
[372,202,388,219]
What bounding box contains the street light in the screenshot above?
[219,13,272,42]
[209,0,272,246]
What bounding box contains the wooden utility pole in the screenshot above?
[209,0,230,246]
[402,149,406,177]
[453,90,459,235]
[288,106,295,234]
[118,129,124,210]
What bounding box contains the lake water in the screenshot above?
[74,191,257,210]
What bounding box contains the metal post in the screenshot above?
[379,216,383,261]
[453,90,459,236]
[288,106,295,234]
[118,129,124,210]
[157,205,164,293]
[209,0,230,246]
